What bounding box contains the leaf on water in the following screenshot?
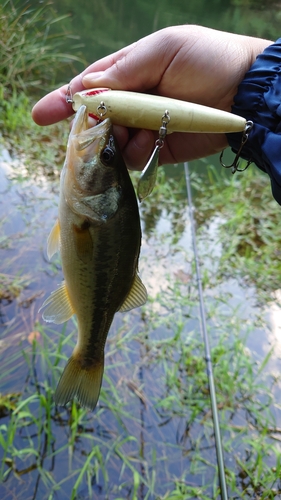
[27,331,41,344]
[174,269,191,284]
[127,381,147,407]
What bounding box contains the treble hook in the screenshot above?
[220,120,253,174]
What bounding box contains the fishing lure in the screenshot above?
[70,87,246,134]
[68,87,248,201]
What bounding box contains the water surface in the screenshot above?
[1,150,281,499]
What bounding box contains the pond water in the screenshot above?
[2,0,281,498]
[1,148,281,499]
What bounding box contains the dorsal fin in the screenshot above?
[119,274,147,312]
[39,282,74,324]
[47,220,60,260]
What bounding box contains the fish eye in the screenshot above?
[101,146,115,166]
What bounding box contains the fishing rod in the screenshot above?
[184,162,228,500]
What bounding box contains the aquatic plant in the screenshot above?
[1,164,281,499]
[0,273,31,302]
[192,161,281,294]
[0,268,280,499]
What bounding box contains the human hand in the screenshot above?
[32,25,271,169]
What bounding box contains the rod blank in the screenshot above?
[184,162,228,500]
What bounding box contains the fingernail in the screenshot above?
[82,72,104,84]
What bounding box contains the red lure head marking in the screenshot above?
[70,88,110,121]
[89,112,100,121]
[84,88,110,96]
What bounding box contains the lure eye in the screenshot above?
[101,146,115,166]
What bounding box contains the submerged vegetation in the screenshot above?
[1,157,281,497]
[1,0,281,499]
[1,284,281,499]
[1,175,281,499]
[193,163,281,295]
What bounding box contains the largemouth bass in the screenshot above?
[40,105,147,411]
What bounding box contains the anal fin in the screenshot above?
[119,274,147,312]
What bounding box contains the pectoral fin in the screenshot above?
[119,274,147,312]
[39,281,74,324]
[47,220,60,260]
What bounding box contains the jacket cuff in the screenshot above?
[227,39,281,204]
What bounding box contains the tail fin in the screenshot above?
[54,355,104,411]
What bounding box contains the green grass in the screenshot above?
[0,84,69,179]
[0,0,83,94]
[192,161,281,295]
[0,260,281,499]
[0,0,81,179]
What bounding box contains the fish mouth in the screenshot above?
[68,105,112,163]
[70,105,112,156]
[65,105,117,199]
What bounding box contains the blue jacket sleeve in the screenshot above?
[227,39,281,205]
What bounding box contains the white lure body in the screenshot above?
[72,88,246,134]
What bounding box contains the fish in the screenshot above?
[40,104,147,411]
[71,88,247,134]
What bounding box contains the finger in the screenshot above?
[112,125,129,152]
[31,46,142,126]
[123,131,228,169]
[160,132,228,165]
[32,85,71,125]
[122,129,155,170]
[32,28,176,126]
[32,73,86,126]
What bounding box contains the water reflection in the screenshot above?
[0,152,190,348]
[0,151,60,388]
